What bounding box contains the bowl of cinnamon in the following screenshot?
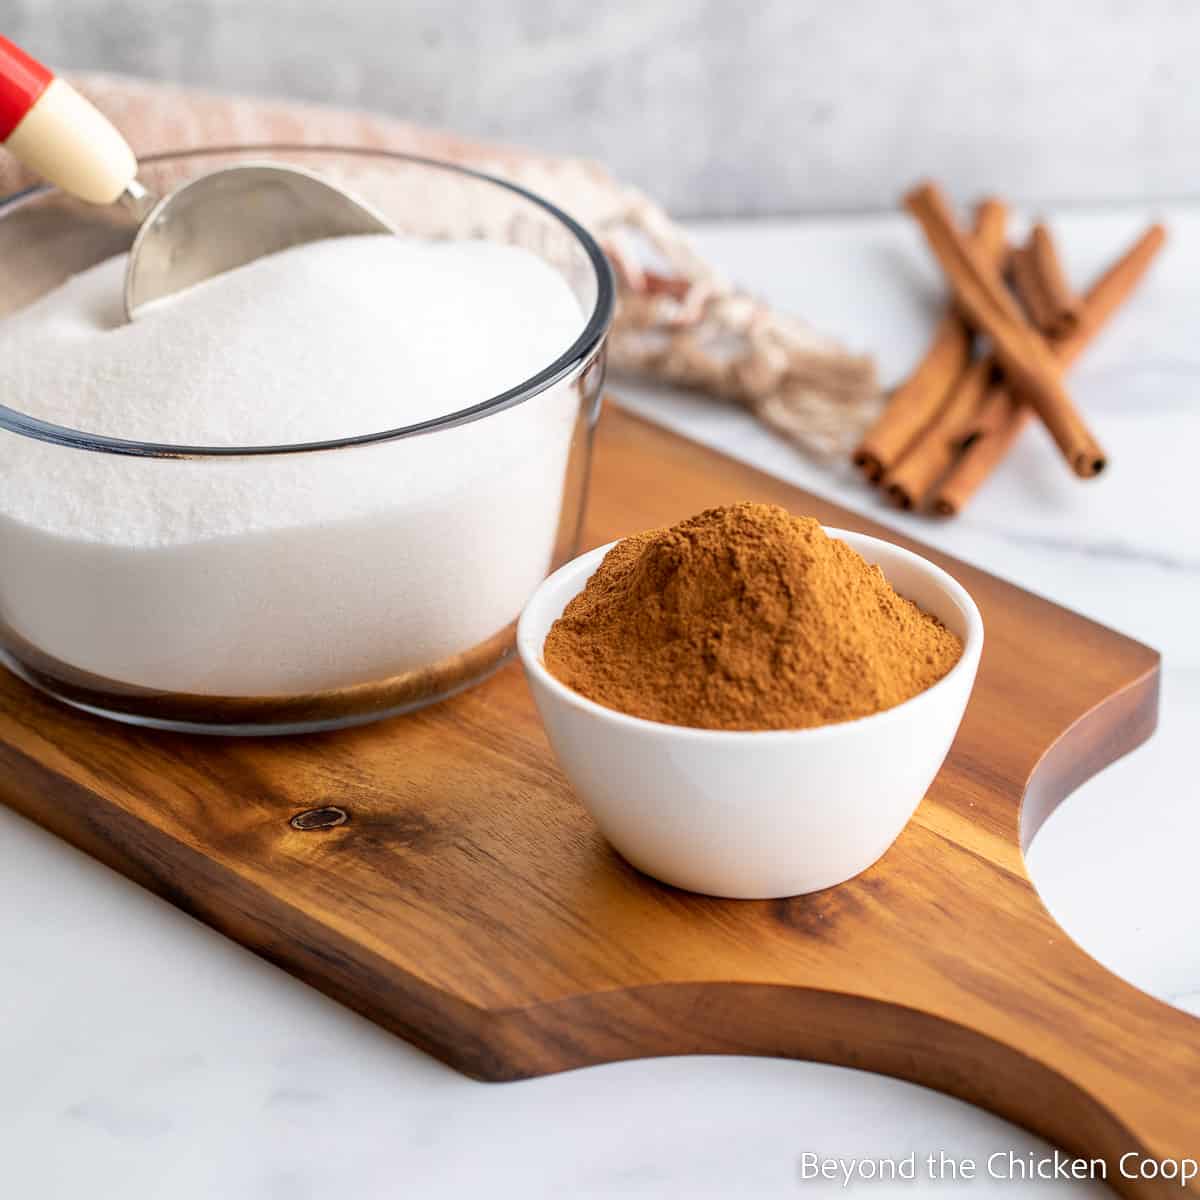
[517,503,983,899]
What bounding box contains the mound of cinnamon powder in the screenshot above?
[543,503,962,730]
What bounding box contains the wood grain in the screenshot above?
[0,404,1192,1196]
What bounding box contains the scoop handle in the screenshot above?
[0,35,138,205]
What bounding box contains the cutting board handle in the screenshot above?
[510,944,1198,1199]
[969,943,1200,1198]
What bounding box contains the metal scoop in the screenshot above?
[0,35,392,319]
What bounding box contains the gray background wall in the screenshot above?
[7,0,1198,217]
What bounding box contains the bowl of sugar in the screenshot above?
[0,147,614,733]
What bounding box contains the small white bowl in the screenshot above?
[517,527,983,899]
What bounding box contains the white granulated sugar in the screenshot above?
[0,236,586,695]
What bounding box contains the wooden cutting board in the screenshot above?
[0,404,1194,1197]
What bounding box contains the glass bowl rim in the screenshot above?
[0,144,615,461]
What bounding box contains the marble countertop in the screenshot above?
[3,208,1197,1198]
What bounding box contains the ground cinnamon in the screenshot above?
[543,503,963,731]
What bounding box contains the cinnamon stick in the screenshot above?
[1008,234,1080,342]
[930,388,1028,516]
[958,384,1014,447]
[904,182,1106,478]
[1007,246,1050,331]
[884,356,993,509]
[1025,223,1081,338]
[851,313,968,482]
[952,232,1081,451]
[931,223,1166,516]
[852,198,1007,481]
[1055,223,1166,361]
[923,250,1077,514]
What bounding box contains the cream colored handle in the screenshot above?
[5,76,138,205]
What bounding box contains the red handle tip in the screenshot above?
[0,35,54,141]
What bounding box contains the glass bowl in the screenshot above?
[0,146,614,735]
